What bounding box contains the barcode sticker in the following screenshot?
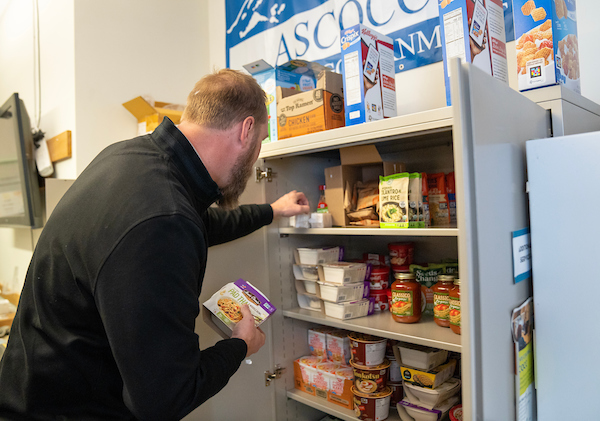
[344,313,352,319]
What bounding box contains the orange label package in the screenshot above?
[276,71,344,140]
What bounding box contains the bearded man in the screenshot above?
[0,69,309,420]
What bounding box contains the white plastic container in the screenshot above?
[297,294,322,311]
[309,212,333,228]
[397,394,460,421]
[297,247,340,265]
[293,264,320,280]
[397,343,449,371]
[321,262,367,285]
[302,279,318,294]
[323,299,371,320]
[318,281,365,303]
[403,378,461,409]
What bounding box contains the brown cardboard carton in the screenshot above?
[122,96,183,135]
[276,71,344,139]
[324,145,405,227]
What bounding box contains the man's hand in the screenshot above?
[231,305,266,357]
[271,190,310,218]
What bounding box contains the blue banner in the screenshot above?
[226,0,515,73]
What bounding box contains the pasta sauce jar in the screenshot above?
[449,279,461,335]
[390,273,421,324]
[431,275,455,327]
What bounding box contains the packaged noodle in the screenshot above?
[379,172,409,228]
[203,279,276,330]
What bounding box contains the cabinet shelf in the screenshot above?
[279,227,459,237]
[282,308,461,352]
[259,107,453,159]
[287,389,402,421]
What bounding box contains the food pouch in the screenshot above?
[203,279,276,330]
[427,173,450,227]
[409,264,446,314]
[421,172,430,228]
[446,172,456,226]
[408,173,421,228]
[379,172,409,228]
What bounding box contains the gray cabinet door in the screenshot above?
[184,159,276,421]
[450,59,549,421]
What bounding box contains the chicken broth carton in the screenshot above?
[513,0,580,93]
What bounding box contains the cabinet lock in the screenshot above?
[255,167,274,183]
[264,364,285,386]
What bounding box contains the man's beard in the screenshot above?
[217,139,259,210]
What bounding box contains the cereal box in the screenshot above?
[202,279,276,332]
[513,0,580,93]
[438,0,509,105]
[340,24,397,126]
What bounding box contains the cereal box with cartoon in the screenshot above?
[513,0,580,93]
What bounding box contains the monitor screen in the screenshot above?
[0,93,43,228]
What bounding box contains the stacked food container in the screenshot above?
[293,247,375,319]
[393,343,461,420]
[349,333,393,420]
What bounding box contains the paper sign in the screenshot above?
[512,228,531,283]
[512,297,535,421]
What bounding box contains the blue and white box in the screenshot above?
[340,24,397,126]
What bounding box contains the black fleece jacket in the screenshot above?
[0,118,273,420]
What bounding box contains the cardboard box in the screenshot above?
[512,0,580,93]
[293,358,354,410]
[340,24,397,126]
[276,71,345,140]
[324,145,405,227]
[400,359,457,389]
[243,59,334,143]
[438,0,509,105]
[122,96,183,135]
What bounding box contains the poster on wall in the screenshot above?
[225,0,515,73]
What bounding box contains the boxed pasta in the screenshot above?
[438,0,509,105]
[512,0,580,93]
[202,279,276,338]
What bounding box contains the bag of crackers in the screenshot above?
[513,0,580,93]
[202,279,276,337]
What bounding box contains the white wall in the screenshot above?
[0,0,209,292]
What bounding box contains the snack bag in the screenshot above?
[410,264,446,314]
[446,172,456,226]
[408,173,421,228]
[203,279,276,330]
[427,173,451,227]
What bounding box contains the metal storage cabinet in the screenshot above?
[185,60,549,421]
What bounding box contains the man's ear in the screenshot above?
[240,116,255,147]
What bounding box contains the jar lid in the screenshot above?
[393,272,416,280]
[438,275,455,282]
[454,278,461,285]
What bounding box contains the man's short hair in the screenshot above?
[181,69,267,130]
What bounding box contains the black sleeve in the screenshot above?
[202,204,273,246]
[94,215,247,421]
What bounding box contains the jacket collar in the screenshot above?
[150,117,223,210]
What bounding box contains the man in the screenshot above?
[0,69,309,420]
